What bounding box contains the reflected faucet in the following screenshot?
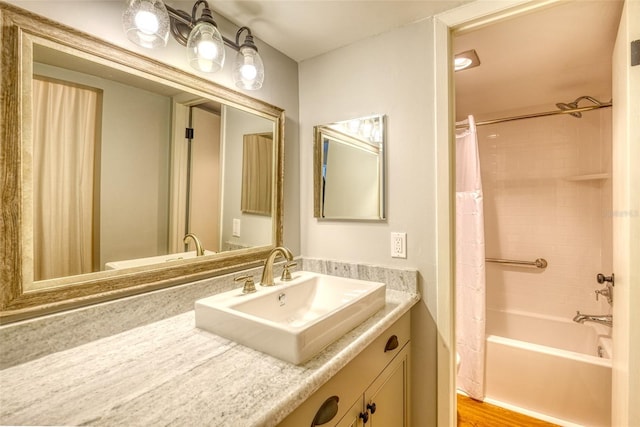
[573,311,612,327]
[183,233,205,256]
[260,246,294,286]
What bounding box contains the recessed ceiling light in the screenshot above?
[454,49,480,71]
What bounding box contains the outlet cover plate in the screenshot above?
[391,232,407,258]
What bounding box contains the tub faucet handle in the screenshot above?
[596,273,614,285]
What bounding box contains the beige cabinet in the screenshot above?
[336,344,409,426]
[278,313,410,427]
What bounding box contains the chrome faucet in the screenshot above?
[573,311,613,327]
[260,246,294,286]
[183,233,205,256]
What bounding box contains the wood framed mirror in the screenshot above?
[313,114,386,220]
[0,4,285,323]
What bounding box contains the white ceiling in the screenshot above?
[205,0,472,61]
[180,0,622,120]
[454,0,624,120]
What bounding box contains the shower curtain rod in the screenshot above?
[455,102,612,129]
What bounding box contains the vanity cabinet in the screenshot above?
[335,344,409,426]
[278,313,410,427]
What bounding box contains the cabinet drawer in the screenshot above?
[278,313,410,426]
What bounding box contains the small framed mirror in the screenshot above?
[313,115,386,220]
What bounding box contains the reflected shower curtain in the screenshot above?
[455,115,486,400]
[33,78,99,280]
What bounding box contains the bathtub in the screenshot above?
[485,309,612,427]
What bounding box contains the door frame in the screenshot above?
[432,0,636,425]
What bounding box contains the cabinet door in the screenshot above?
[335,397,363,427]
[366,344,409,427]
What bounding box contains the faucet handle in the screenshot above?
[595,286,613,305]
[596,273,614,285]
[281,262,297,281]
[234,275,256,294]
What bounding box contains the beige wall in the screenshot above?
[299,19,441,425]
[478,106,613,318]
[220,106,274,249]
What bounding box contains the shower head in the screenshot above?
[555,95,606,119]
[555,102,582,118]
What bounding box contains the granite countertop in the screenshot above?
[0,289,419,427]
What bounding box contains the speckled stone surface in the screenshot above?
[302,258,418,294]
[0,264,266,370]
[1,259,418,370]
[0,290,419,427]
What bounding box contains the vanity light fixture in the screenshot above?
[122,0,265,89]
[454,49,480,72]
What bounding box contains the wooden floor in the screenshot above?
[457,394,559,427]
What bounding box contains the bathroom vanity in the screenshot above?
[0,264,418,427]
[278,312,410,426]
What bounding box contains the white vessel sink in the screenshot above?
[195,271,386,364]
[104,250,216,270]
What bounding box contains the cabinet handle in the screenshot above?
[367,402,377,414]
[311,395,339,426]
[384,335,399,352]
[359,411,369,424]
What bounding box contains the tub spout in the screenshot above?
[573,311,612,327]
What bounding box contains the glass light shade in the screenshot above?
[187,21,225,73]
[233,46,264,90]
[122,0,170,49]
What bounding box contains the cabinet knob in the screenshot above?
[367,402,377,414]
[384,335,399,352]
[311,395,339,426]
[359,411,369,424]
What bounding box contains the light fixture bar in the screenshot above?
[164,4,244,52]
[123,0,265,89]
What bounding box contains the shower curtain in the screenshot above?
[455,115,486,401]
[32,77,100,281]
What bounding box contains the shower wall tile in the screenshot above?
[479,109,612,319]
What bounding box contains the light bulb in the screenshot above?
[122,0,169,48]
[362,120,373,138]
[240,62,257,80]
[233,46,264,90]
[347,120,360,133]
[187,21,225,73]
[197,38,218,60]
[134,10,158,34]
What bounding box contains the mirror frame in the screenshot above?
[313,115,386,220]
[0,4,285,324]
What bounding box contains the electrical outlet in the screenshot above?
[391,232,407,258]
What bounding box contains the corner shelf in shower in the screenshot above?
[563,173,610,181]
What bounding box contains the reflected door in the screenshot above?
[189,106,221,252]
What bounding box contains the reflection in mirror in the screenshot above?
[30,45,275,283]
[241,132,273,216]
[0,3,284,322]
[314,115,386,220]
